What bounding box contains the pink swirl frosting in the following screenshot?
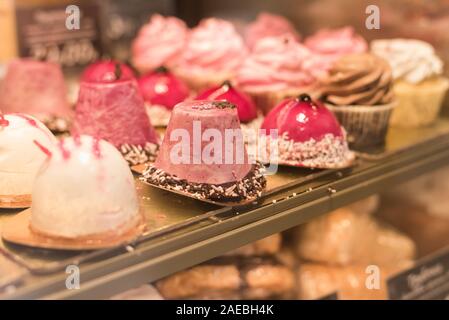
[132,15,188,72]
[304,27,368,78]
[236,35,316,92]
[176,18,247,75]
[245,12,300,50]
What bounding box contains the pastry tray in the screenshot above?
[2,119,449,299]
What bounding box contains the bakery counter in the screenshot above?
[2,119,449,299]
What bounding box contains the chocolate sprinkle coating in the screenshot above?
[120,142,159,166]
[140,162,266,203]
[211,101,236,109]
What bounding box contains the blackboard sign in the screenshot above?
[388,248,449,300]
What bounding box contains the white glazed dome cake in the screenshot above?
[30,135,141,239]
[0,114,56,195]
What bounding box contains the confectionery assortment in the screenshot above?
[0,8,448,301]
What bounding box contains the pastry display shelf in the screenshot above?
[2,119,449,299]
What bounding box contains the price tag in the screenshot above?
[388,248,449,300]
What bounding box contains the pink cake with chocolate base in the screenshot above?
[141,100,266,203]
[260,94,354,169]
[72,65,159,166]
[0,59,72,133]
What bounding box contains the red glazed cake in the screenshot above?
[196,81,262,148]
[0,59,72,133]
[81,60,136,83]
[138,66,190,126]
[72,64,159,166]
[141,100,266,203]
[196,81,258,123]
[260,94,354,169]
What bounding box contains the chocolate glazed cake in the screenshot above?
[141,100,266,203]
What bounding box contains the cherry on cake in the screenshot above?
[140,100,266,203]
[72,63,159,166]
[0,59,72,133]
[30,135,142,240]
[260,94,354,169]
[0,114,56,205]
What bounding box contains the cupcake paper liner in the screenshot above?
[390,77,449,128]
[325,102,396,149]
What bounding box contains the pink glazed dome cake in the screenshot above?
[72,63,159,166]
[260,94,354,169]
[0,59,72,133]
[141,100,266,203]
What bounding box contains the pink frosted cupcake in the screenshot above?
[132,15,188,74]
[235,35,316,115]
[245,12,300,50]
[174,18,247,91]
[304,27,367,79]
